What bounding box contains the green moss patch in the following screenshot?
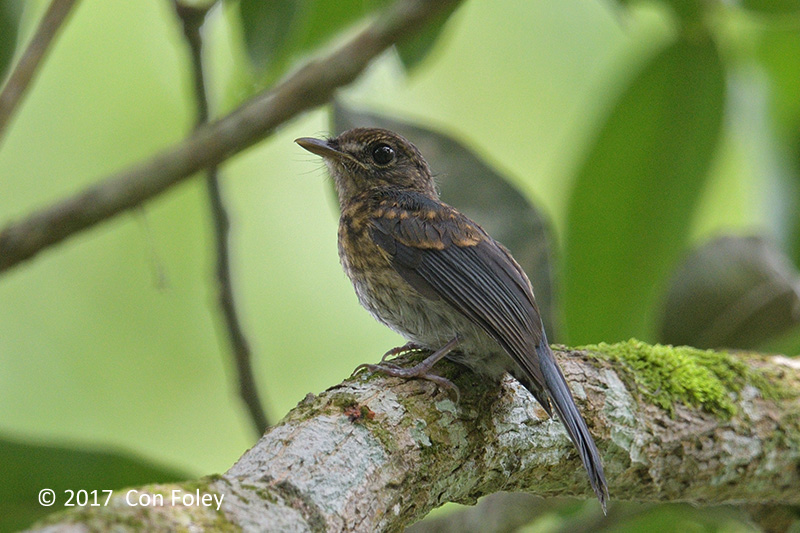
[582,339,770,418]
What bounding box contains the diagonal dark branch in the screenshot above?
[0,0,80,146]
[173,0,269,435]
[204,163,270,434]
[0,0,463,274]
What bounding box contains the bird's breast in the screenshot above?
[337,208,508,379]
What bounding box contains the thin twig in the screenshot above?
[0,0,463,274]
[0,0,80,146]
[174,0,269,434]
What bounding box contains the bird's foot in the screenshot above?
[354,337,461,401]
[378,341,425,363]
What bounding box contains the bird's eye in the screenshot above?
[371,143,395,165]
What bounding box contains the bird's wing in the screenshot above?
[368,191,548,403]
[369,190,609,509]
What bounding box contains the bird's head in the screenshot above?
[296,128,437,206]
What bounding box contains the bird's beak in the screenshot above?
[295,137,345,160]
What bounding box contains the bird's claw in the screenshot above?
[355,361,460,402]
[378,342,424,363]
[353,351,461,402]
[353,362,401,375]
[352,338,461,400]
[418,373,460,403]
[351,342,423,377]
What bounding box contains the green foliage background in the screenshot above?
[1,0,798,530]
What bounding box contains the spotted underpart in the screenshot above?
[339,188,512,382]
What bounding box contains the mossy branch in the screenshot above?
[29,342,800,532]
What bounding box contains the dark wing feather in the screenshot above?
[418,242,549,403]
[370,221,439,301]
[369,192,549,405]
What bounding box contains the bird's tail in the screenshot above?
[537,333,609,513]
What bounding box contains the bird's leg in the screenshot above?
[355,337,461,400]
[352,342,423,376]
[379,341,424,363]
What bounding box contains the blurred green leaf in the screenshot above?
[231,0,461,80]
[614,0,703,22]
[754,19,800,144]
[605,502,759,533]
[0,0,23,82]
[563,36,725,344]
[665,0,704,22]
[236,0,299,73]
[742,0,800,15]
[333,103,560,336]
[396,3,459,70]
[0,435,187,531]
[232,0,389,77]
[754,29,800,267]
[658,235,800,350]
[291,0,387,53]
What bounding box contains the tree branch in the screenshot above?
[0,0,80,146]
[0,0,463,274]
[173,0,270,435]
[28,344,800,532]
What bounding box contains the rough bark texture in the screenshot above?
[28,344,800,532]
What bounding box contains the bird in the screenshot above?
[296,127,608,511]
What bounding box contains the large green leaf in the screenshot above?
[232,0,461,80]
[0,435,187,531]
[755,29,800,267]
[233,0,389,77]
[395,2,459,70]
[742,0,800,15]
[0,0,22,82]
[333,104,560,336]
[290,0,389,53]
[614,0,704,23]
[563,36,725,344]
[658,235,800,350]
[237,0,300,73]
